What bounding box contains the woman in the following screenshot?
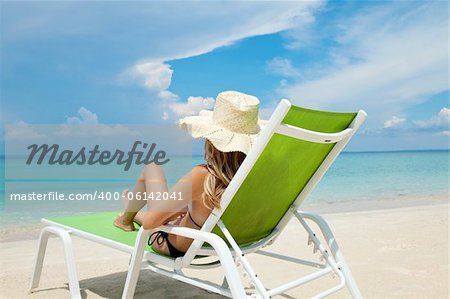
[114,90,266,257]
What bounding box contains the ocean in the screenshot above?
[1,150,448,229]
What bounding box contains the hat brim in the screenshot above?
[179,110,267,155]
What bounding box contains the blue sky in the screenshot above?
[1,0,448,152]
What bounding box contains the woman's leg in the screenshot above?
[114,164,168,231]
[134,164,168,224]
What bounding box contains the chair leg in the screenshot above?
[216,221,268,299]
[29,226,81,299]
[210,241,248,298]
[296,211,363,299]
[122,228,150,299]
[29,229,50,292]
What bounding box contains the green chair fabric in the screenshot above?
[212,106,357,245]
[48,212,163,255]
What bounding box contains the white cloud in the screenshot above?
[119,62,173,92]
[437,131,450,136]
[5,121,44,140]
[66,106,98,124]
[414,107,450,131]
[61,107,139,136]
[279,2,448,126]
[168,96,215,117]
[118,62,179,105]
[56,123,139,137]
[266,57,299,78]
[120,62,214,119]
[149,1,324,62]
[157,90,178,102]
[383,116,406,129]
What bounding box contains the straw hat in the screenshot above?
[179,91,267,154]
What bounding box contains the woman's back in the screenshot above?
[168,165,210,252]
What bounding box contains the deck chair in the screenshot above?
[30,99,367,299]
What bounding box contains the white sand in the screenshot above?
[0,200,448,298]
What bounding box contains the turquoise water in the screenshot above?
[306,150,448,203]
[1,150,448,228]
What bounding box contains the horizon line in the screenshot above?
[0,148,449,158]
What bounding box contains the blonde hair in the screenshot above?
[202,140,246,210]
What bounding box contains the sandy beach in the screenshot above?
[0,197,448,299]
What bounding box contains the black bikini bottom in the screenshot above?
[148,231,185,258]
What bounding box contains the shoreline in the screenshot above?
[304,192,448,214]
[0,193,447,243]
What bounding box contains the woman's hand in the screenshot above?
[166,211,186,222]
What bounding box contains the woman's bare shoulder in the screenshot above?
[191,164,208,197]
[192,164,208,180]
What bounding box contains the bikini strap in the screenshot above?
[148,231,168,247]
[187,212,202,228]
[148,231,186,258]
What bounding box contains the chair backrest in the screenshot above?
[209,100,366,246]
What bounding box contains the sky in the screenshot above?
[1,0,449,153]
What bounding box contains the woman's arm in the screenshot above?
[142,165,207,230]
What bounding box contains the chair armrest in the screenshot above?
[156,225,225,248]
[275,124,353,144]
